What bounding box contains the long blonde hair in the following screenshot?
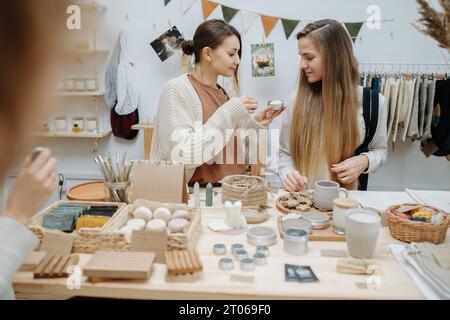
[291,19,360,187]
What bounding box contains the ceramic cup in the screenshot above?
[64,79,75,91]
[345,209,381,258]
[85,79,97,91]
[54,116,68,132]
[333,198,361,235]
[85,117,98,132]
[74,79,86,91]
[314,180,348,211]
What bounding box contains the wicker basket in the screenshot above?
[386,204,449,244]
[28,200,126,252]
[241,208,269,224]
[73,199,202,253]
[221,175,268,207]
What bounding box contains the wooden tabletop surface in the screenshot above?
[13,190,442,300]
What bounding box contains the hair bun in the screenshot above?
[181,39,194,56]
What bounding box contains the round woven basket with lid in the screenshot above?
[221,175,268,207]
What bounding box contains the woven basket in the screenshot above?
[221,175,268,207]
[387,204,449,244]
[241,208,269,224]
[73,231,129,254]
[73,199,202,253]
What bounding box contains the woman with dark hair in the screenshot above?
[0,0,65,299]
[151,19,285,185]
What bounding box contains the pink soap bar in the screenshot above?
[168,218,190,234]
[172,210,190,221]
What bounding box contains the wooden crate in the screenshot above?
[28,200,126,251]
[74,199,202,254]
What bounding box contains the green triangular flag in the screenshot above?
[344,22,363,43]
[281,18,300,39]
[222,6,239,23]
[164,0,172,6]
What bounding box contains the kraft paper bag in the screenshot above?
[128,161,189,204]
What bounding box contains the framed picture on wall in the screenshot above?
[251,43,275,77]
[150,26,183,62]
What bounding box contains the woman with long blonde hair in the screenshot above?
[279,19,388,191]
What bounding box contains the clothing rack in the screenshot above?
[359,62,449,76]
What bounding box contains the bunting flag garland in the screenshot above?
[222,5,239,23]
[344,22,364,43]
[162,0,371,41]
[241,10,259,33]
[201,0,219,20]
[261,15,279,37]
[281,18,300,39]
[181,0,196,14]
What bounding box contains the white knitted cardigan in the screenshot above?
[150,74,266,182]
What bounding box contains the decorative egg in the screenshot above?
[145,219,167,233]
[153,207,172,223]
[133,207,153,221]
[126,218,146,230]
[171,210,190,221]
[168,218,190,234]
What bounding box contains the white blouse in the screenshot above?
[278,87,388,189]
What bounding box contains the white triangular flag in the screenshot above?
[241,10,259,34]
[182,0,196,15]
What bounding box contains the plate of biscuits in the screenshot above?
[275,191,331,215]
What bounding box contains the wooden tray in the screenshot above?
[277,215,345,242]
[66,181,107,202]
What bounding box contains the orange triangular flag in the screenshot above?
[261,15,279,37]
[201,0,219,20]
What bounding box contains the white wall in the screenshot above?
[4,0,450,207]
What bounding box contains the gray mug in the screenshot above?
[314,180,348,211]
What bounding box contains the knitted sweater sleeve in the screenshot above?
[155,81,252,170]
[278,93,297,182]
[0,217,38,300]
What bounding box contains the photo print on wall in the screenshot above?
[150,26,183,62]
[251,43,275,77]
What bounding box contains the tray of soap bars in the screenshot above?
[73,199,202,254]
[29,200,126,237]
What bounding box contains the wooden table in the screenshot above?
[13,190,440,300]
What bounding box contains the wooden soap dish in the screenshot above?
[33,254,80,279]
[165,248,203,276]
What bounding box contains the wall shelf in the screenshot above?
[56,91,105,97]
[33,131,111,139]
[77,2,107,13]
[59,49,110,56]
